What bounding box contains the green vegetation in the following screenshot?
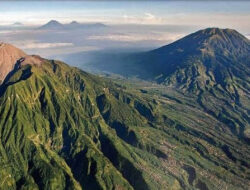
[0,28,249,189]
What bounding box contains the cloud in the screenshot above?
[87,33,184,43]
[145,13,155,20]
[0,30,12,34]
[144,13,163,24]
[14,41,74,49]
[12,40,99,57]
[122,12,163,25]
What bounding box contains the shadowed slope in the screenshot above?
[0,43,42,83]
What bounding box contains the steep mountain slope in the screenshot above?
[74,28,249,90]
[140,28,250,142]
[78,28,250,141]
[0,54,152,190]
[137,28,250,141]
[0,43,249,190]
[0,43,42,83]
[141,28,249,89]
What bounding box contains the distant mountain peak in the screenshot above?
[68,21,81,27]
[93,22,107,27]
[39,20,64,29]
[70,21,79,25]
[47,20,61,24]
[38,20,107,30]
[12,22,23,26]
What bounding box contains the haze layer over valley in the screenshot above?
[0,1,249,73]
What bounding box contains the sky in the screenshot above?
[0,1,250,32]
[0,0,249,63]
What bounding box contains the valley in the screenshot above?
[0,27,249,190]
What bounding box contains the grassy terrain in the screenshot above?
[0,57,249,190]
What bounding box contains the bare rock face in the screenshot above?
[0,43,26,82]
[0,43,42,83]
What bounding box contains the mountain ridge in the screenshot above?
[62,28,250,141]
[142,28,250,141]
[73,28,249,84]
[38,20,64,30]
[141,28,249,79]
[38,20,107,30]
[0,30,249,189]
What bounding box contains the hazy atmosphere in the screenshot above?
[1,1,249,70]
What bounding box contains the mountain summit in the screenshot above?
[153,28,249,58]
[82,28,249,87]
[0,43,42,83]
[69,21,80,26]
[12,22,23,26]
[139,28,250,139]
[39,20,64,30]
[102,28,250,94]
[140,28,250,86]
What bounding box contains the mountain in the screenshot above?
[65,22,107,29]
[90,23,107,28]
[0,43,42,83]
[75,28,250,140]
[140,28,250,88]
[12,22,23,27]
[38,20,107,30]
[86,28,249,86]
[137,28,250,141]
[67,21,81,28]
[39,20,65,30]
[0,43,249,190]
